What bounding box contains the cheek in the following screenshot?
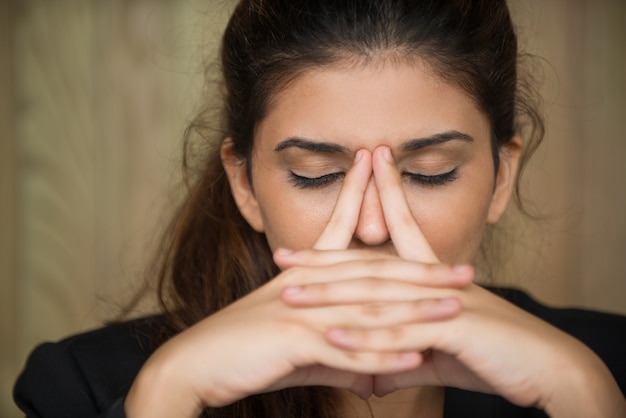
[405,184,493,264]
[257,189,337,251]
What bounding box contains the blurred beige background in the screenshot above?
[1,0,625,416]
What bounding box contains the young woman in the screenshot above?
[14,1,626,417]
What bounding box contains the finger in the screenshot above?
[274,247,397,270]
[314,150,371,250]
[373,352,490,397]
[267,366,374,400]
[373,367,440,397]
[311,346,424,375]
[372,146,438,262]
[276,258,473,290]
[281,269,471,306]
[303,298,462,329]
[283,277,463,311]
[325,320,456,353]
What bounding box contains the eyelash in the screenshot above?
[402,168,459,187]
[288,172,344,189]
[289,168,458,189]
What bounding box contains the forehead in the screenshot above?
[254,61,490,152]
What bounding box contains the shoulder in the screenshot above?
[14,315,165,418]
[490,286,626,394]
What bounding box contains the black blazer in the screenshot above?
[13,288,626,418]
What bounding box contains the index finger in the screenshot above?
[372,146,439,263]
[314,150,372,250]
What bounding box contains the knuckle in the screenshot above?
[418,262,443,279]
[278,266,307,286]
[360,258,390,276]
[282,320,304,338]
[387,326,404,342]
[362,276,384,292]
[359,259,377,271]
[280,314,313,340]
[409,299,427,315]
[343,351,359,362]
[360,302,385,319]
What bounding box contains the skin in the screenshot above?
[125,62,626,418]
[231,61,512,263]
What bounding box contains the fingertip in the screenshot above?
[354,149,363,163]
[453,264,473,274]
[274,249,300,271]
[437,297,463,312]
[350,149,372,184]
[274,247,294,257]
[358,392,372,401]
[452,264,475,283]
[394,351,422,372]
[371,146,394,171]
[399,351,421,365]
[273,248,295,265]
[281,286,304,303]
[327,327,348,343]
[381,146,393,163]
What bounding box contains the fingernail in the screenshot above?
[275,248,294,257]
[381,146,393,163]
[328,328,347,341]
[283,286,302,296]
[453,264,472,275]
[399,352,419,364]
[438,297,458,306]
[354,149,363,163]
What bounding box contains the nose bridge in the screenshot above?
[354,175,390,246]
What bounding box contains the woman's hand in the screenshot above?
[282,146,625,417]
[124,150,468,418]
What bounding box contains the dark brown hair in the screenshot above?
[150,0,544,416]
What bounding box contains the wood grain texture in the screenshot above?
[3,1,217,416]
[0,0,18,415]
[504,0,626,313]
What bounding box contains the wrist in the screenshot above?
[543,341,625,418]
[125,346,204,418]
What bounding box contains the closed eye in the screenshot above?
[402,168,458,186]
[288,171,345,189]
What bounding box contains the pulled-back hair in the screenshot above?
[149,1,544,416]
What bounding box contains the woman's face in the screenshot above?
[224,62,520,264]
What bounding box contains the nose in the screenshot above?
[353,175,390,246]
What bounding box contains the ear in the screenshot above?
[221,139,265,232]
[487,133,523,224]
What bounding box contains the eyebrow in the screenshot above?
[273,130,474,154]
[274,137,349,154]
[400,130,474,152]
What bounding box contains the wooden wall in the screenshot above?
[1,0,232,414]
[502,0,626,311]
[1,1,625,416]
